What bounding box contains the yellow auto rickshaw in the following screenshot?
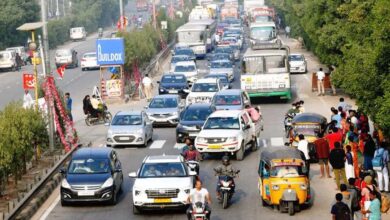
[258,146,310,215]
[288,113,328,161]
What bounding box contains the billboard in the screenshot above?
[96,38,125,65]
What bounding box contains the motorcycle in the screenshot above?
[284,113,295,138]
[215,170,240,209]
[85,105,112,126]
[189,202,209,220]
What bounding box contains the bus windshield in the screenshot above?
[244,55,286,74]
[250,26,275,41]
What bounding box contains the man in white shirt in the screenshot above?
[316,67,326,96]
[23,90,33,109]
[142,74,153,101]
[297,134,310,174]
[186,180,211,220]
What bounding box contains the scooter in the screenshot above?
[216,170,240,209]
[189,202,209,220]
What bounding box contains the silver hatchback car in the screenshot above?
[106,111,153,147]
[145,94,183,127]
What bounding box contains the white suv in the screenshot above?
[173,61,198,84]
[129,155,196,214]
[186,78,224,106]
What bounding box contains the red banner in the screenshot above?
[23,73,35,90]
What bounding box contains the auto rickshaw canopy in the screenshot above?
[260,146,305,164]
[291,113,327,124]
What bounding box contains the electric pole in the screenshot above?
[41,0,55,150]
[119,0,124,29]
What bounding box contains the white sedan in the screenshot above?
[288,54,307,73]
[81,52,99,71]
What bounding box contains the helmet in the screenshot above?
[222,156,230,166]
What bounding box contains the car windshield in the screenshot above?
[211,61,232,69]
[213,95,241,105]
[161,75,186,83]
[175,65,196,72]
[149,97,178,108]
[172,56,190,63]
[215,47,232,54]
[205,75,228,83]
[68,158,111,174]
[139,162,187,177]
[211,53,230,61]
[203,117,240,129]
[0,52,10,59]
[111,114,142,126]
[84,53,96,58]
[191,83,218,92]
[175,49,193,56]
[289,55,304,61]
[56,50,71,57]
[271,166,304,177]
[182,107,213,121]
[250,26,275,40]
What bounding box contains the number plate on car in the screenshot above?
[168,90,177,93]
[78,191,94,196]
[154,198,172,203]
[119,137,130,140]
[208,144,222,149]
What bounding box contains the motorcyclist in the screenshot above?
[181,137,192,155]
[214,156,239,200]
[182,142,201,162]
[83,95,99,118]
[186,179,211,220]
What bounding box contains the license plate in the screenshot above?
[154,198,172,203]
[78,190,94,196]
[168,90,177,93]
[119,137,130,140]
[245,78,252,82]
[208,144,222,149]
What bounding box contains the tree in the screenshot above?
[0,0,40,49]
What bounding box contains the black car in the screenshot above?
[60,148,123,206]
[176,103,216,143]
[157,74,190,98]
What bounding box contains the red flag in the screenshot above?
[56,65,66,78]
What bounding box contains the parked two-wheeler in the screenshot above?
[189,202,209,220]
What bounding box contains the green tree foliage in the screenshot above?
[0,102,49,186]
[0,0,40,49]
[268,0,390,137]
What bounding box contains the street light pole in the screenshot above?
[119,0,124,30]
[41,0,55,150]
[56,0,60,18]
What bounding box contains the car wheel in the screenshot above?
[133,205,141,215]
[61,199,68,206]
[81,68,85,71]
[251,137,259,152]
[236,142,244,161]
[142,135,148,148]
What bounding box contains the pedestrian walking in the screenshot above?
[330,142,348,190]
[314,133,332,178]
[331,193,351,220]
[373,143,389,192]
[363,135,376,170]
[285,26,291,38]
[338,97,352,113]
[347,178,362,220]
[345,145,355,180]
[142,73,153,101]
[339,184,354,220]
[64,92,73,122]
[316,67,326,96]
[361,188,381,220]
[15,53,23,71]
[23,90,33,109]
[297,134,310,174]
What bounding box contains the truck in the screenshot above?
[241,42,292,100]
[249,6,275,23]
[195,109,261,160]
[189,6,212,20]
[220,6,239,20]
[136,0,148,12]
[243,0,265,15]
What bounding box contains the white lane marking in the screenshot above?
[39,195,60,220]
[174,143,186,149]
[149,140,166,149]
[261,139,267,148]
[270,137,285,147]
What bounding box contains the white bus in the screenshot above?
[188,19,216,52]
[249,22,278,45]
[241,43,291,100]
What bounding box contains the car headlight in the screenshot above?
[61,179,71,189]
[172,111,178,116]
[272,185,280,191]
[135,190,141,196]
[135,128,144,134]
[107,129,113,136]
[107,138,113,142]
[226,137,237,142]
[197,137,206,143]
[101,177,114,188]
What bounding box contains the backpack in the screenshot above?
[381,193,390,213]
[372,148,384,171]
[334,202,351,220]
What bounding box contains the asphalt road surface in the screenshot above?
[32,33,358,220]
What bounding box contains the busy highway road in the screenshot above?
[34,32,353,220]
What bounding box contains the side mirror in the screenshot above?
[59,167,67,174]
[128,172,137,178]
